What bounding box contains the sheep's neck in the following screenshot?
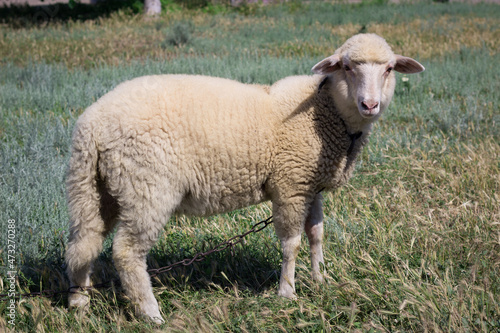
[347,131,363,155]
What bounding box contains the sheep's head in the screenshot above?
[312,33,424,121]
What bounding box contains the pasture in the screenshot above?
[0,1,499,331]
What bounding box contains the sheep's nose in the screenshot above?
[361,100,379,110]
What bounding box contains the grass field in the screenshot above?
[1,1,499,331]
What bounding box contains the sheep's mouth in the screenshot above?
[358,106,380,119]
[357,97,381,119]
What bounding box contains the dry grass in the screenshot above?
[0,1,499,331]
[1,6,498,68]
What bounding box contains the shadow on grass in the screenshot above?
[17,233,280,308]
[0,0,141,27]
[148,242,280,294]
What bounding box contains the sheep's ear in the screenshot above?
[394,55,425,74]
[311,54,342,75]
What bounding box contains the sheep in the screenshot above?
[65,33,424,324]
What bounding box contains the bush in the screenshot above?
[166,21,195,47]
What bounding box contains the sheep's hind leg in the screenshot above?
[112,210,168,324]
[66,186,119,310]
[305,194,325,283]
[66,229,102,309]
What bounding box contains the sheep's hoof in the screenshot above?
[135,302,165,325]
[280,293,298,301]
[312,273,323,283]
[68,292,90,310]
[312,271,328,284]
[139,312,165,325]
[145,315,165,325]
[278,288,297,300]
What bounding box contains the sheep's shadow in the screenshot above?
[145,230,281,294]
[16,228,281,307]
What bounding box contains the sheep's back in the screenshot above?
[79,75,275,217]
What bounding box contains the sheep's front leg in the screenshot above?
[278,233,302,299]
[273,197,310,299]
[305,194,325,283]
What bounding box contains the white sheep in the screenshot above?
[65,33,424,324]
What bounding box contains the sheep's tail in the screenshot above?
[65,119,105,285]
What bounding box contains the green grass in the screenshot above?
[1,1,499,331]
[1,1,498,68]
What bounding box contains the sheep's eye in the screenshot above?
[386,67,393,74]
[343,65,351,72]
